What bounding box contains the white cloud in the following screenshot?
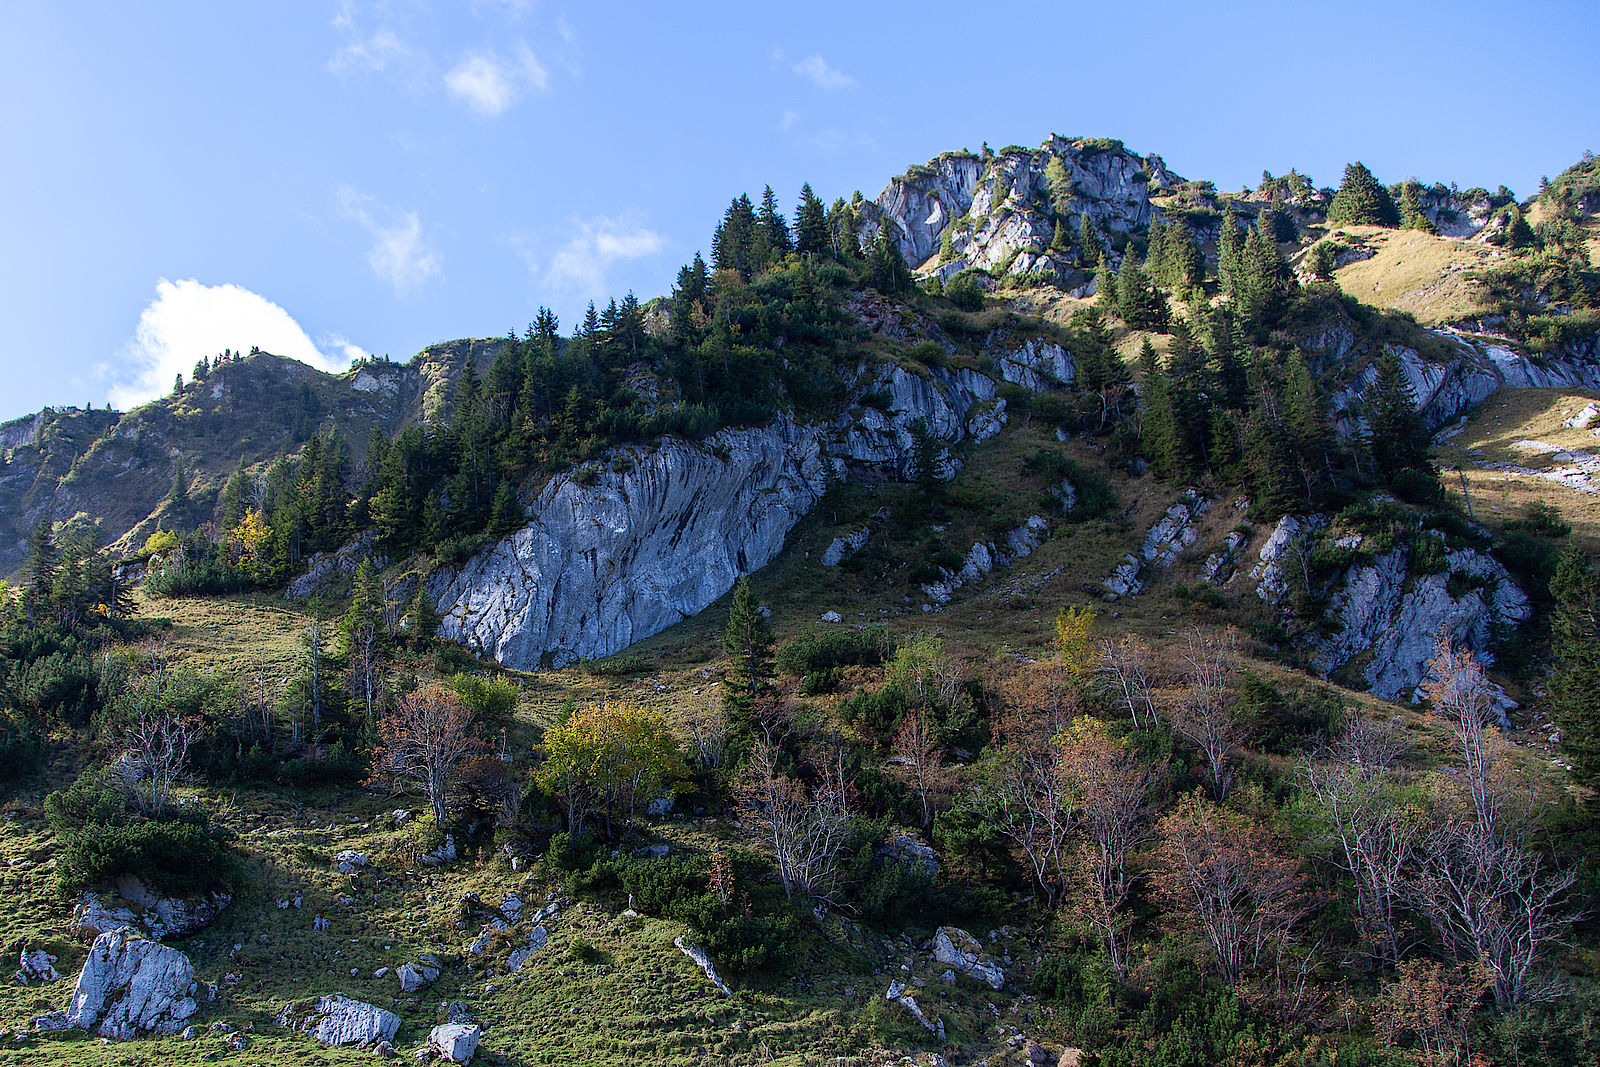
[327,2,431,91]
[780,109,800,132]
[445,45,548,116]
[339,186,443,293]
[108,280,356,410]
[792,54,855,91]
[544,214,664,296]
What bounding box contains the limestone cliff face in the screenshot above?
[431,419,826,670]
[857,137,1178,284]
[1306,320,1600,435]
[429,352,1024,670]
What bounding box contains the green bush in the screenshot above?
[775,627,890,677]
[44,771,237,896]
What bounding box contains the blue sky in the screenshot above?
[2,0,1596,420]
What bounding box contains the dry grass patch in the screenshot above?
[1330,226,1505,325]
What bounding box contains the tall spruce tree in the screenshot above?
[1218,203,1245,294]
[794,183,829,255]
[722,576,772,729]
[1328,162,1400,227]
[1550,546,1600,785]
[754,185,792,267]
[1398,181,1437,233]
[1138,342,1183,482]
[1363,350,1428,473]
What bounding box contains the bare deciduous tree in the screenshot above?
[1172,626,1243,799]
[1153,790,1312,985]
[1302,749,1420,969]
[119,699,199,818]
[1097,634,1161,730]
[891,707,946,831]
[683,701,730,773]
[988,678,1082,903]
[1057,716,1153,978]
[371,684,480,826]
[1407,631,1582,1010]
[739,739,853,903]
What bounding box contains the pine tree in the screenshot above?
[752,185,792,269]
[217,458,249,530]
[1550,546,1600,785]
[712,194,757,277]
[794,183,829,255]
[1364,350,1428,472]
[1078,211,1102,266]
[1218,203,1245,294]
[1116,245,1167,329]
[1328,161,1400,227]
[722,576,772,727]
[1166,218,1203,289]
[1138,343,1183,482]
[22,519,58,625]
[1398,181,1437,233]
[487,482,524,539]
[1094,253,1116,314]
[1283,349,1331,502]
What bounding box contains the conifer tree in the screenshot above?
[1078,211,1102,266]
[1364,350,1427,473]
[794,183,829,255]
[23,519,58,625]
[1116,245,1167,329]
[1138,343,1183,482]
[712,194,757,277]
[1094,253,1117,315]
[1166,218,1203,289]
[1328,161,1400,227]
[754,185,792,267]
[1550,546,1600,785]
[1399,181,1438,233]
[1283,350,1331,501]
[722,576,772,728]
[1218,203,1245,294]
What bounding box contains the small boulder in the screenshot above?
[280,994,400,1047]
[820,610,843,623]
[506,928,549,973]
[418,836,457,867]
[429,1022,482,1063]
[65,928,199,1039]
[397,956,442,993]
[335,851,368,875]
[931,926,1005,990]
[16,947,62,985]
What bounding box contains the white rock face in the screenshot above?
[430,1022,482,1063]
[995,336,1076,391]
[433,419,826,671]
[1328,335,1600,436]
[860,137,1174,283]
[821,528,870,566]
[16,947,62,985]
[335,850,368,875]
[506,927,549,973]
[932,926,1005,990]
[1312,547,1530,702]
[674,936,732,996]
[282,994,401,1047]
[66,929,198,1040]
[1250,516,1326,605]
[1103,492,1208,599]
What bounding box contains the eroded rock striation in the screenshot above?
[66,929,199,1040]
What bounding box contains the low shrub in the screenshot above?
[776,627,891,677]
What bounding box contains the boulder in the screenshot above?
[280,994,400,1047]
[429,1022,482,1063]
[931,926,1005,990]
[506,927,549,973]
[65,928,199,1039]
[396,955,441,993]
[418,835,457,867]
[16,946,62,985]
[880,834,939,880]
[335,850,368,875]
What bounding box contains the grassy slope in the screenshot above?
[1327,225,1505,325]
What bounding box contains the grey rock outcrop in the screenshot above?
[1250,516,1326,605]
[932,926,1005,990]
[66,929,198,1040]
[821,527,870,566]
[432,418,826,670]
[859,137,1177,284]
[1103,492,1209,598]
[72,876,231,942]
[994,336,1075,392]
[286,530,385,601]
[430,1022,482,1063]
[506,927,548,972]
[1325,334,1600,436]
[280,994,400,1047]
[674,936,732,996]
[1312,546,1529,703]
[433,347,1021,670]
[881,834,939,880]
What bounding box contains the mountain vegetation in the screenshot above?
[2,139,1599,1066]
